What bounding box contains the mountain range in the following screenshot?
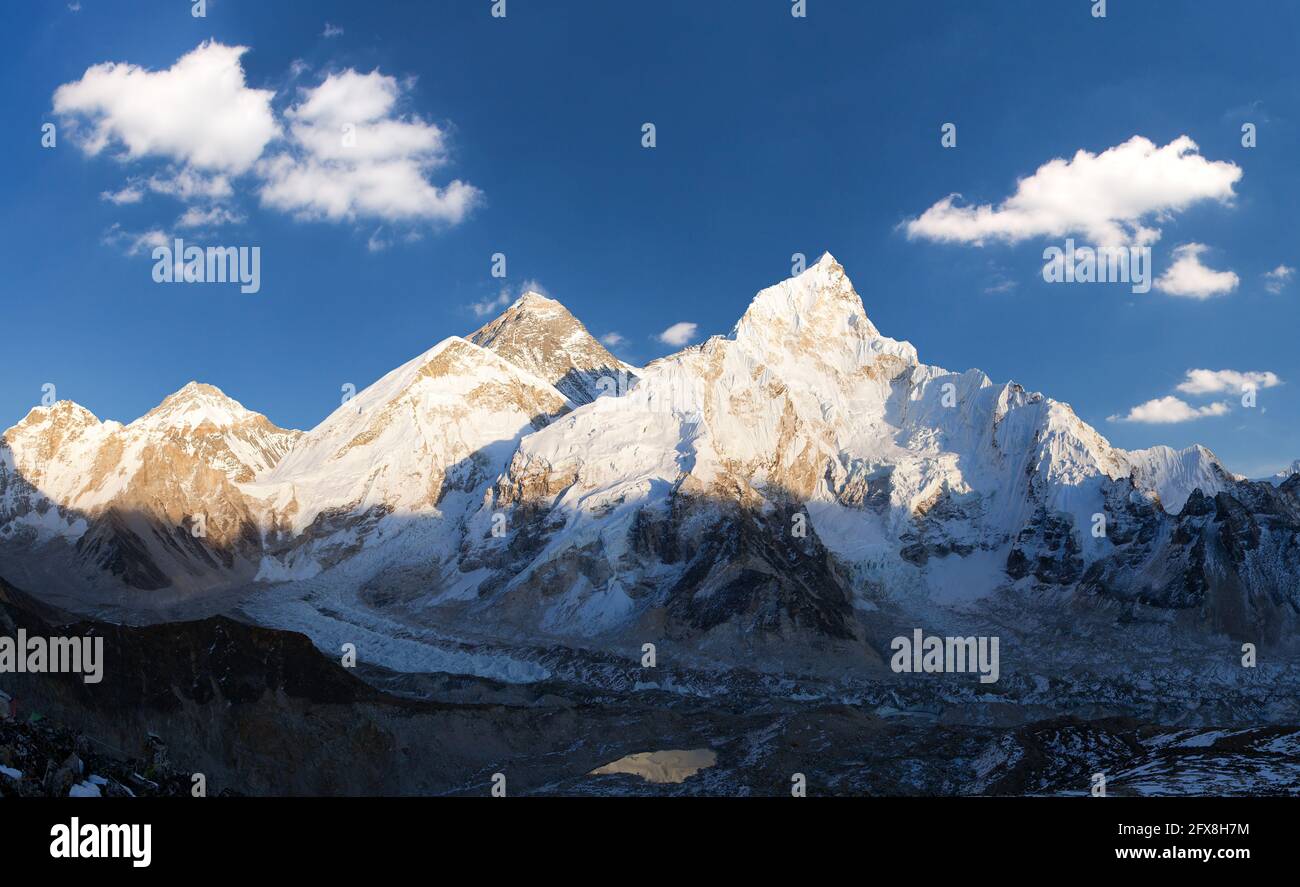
[3,254,1298,679]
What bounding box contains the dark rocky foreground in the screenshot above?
[2,577,1298,797]
[0,716,198,798]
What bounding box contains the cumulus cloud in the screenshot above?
[1176,368,1282,395]
[53,41,278,174]
[323,23,344,38]
[905,136,1241,248]
[600,332,627,347]
[656,322,698,347]
[1264,264,1294,294]
[257,69,480,224]
[1154,243,1239,299]
[1109,396,1230,424]
[54,42,480,245]
[1109,367,1281,425]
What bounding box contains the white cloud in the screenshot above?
[1109,396,1230,424]
[53,41,278,174]
[323,23,344,38]
[1176,368,1282,395]
[102,224,169,256]
[258,69,479,225]
[366,227,391,253]
[1110,367,1280,426]
[905,136,1241,248]
[656,322,698,347]
[101,185,143,205]
[58,42,479,250]
[1264,264,1295,294]
[467,280,551,315]
[290,70,400,129]
[176,205,244,229]
[146,168,233,201]
[1154,243,1239,299]
[1222,99,1270,125]
[600,332,627,347]
[102,169,233,207]
[469,290,511,317]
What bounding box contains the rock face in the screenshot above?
[1126,444,1236,513]
[0,713,200,798]
[1,256,1298,666]
[0,383,299,594]
[468,291,635,404]
[6,574,1294,797]
[1269,459,1300,483]
[252,336,572,581]
[0,575,388,795]
[442,255,1300,652]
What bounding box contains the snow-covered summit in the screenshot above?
[133,381,261,432]
[3,257,1289,655]
[469,290,636,404]
[259,335,571,538]
[0,379,300,569]
[470,254,1262,640]
[1272,459,1300,482]
[1126,444,1233,512]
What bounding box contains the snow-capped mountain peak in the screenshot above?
[133,381,262,432]
[5,255,1294,660]
[258,335,571,545]
[733,253,916,375]
[1,401,117,506]
[16,399,102,429]
[120,381,301,484]
[0,379,301,569]
[469,290,636,404]
[738,252,876,333]
[1125,444,1232,513]
[517,289,556,306]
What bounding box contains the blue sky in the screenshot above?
[1,0,1296,476]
